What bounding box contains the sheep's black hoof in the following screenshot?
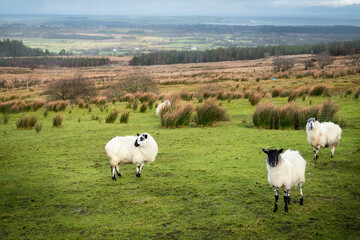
[273,205,278,212]
[112,176,116,180]
[331,155,334,158]
[136,173,141,178]
[300,197,304,205]
[288,197,291,204]
[285,206,288,212]
[117,172,121,177]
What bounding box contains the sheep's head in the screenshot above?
[134,133,149,147]
[306,118,318,131]
[262,148,283,167]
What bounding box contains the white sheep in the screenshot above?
[306,118,342,160]
[105,133,158,180]
[156,100,170,117]
[262,148,306,212]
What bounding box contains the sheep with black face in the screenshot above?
[306,118,342,160]
[105,133,158,180]
[263,148,306,212]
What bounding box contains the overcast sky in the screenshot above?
[0,0,359,17]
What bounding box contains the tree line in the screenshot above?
[129,39,360,66]
[0,57,110,68]
[0,39,51,57]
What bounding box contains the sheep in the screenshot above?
[262,148,306,212]
[306,118,342,160]
[105,133,158,180]
[156,100,170,117]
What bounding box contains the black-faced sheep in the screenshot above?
[306,118,342,160]
[105,133,158,180]
[262,148,306,212]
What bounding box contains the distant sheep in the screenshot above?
[156,100,170,117]
[105,133,158,180]
[306,118,342,160]
[262,148,306,212]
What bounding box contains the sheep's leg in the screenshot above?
[284,190,289,212]
[273,188,279,212]
[136,164,142,178]
[299,184,304,205]
[111,166,116,180]
[287,190,291,204]
[330,146,335,158]
[115,165,121,177]
[313,147,319,160]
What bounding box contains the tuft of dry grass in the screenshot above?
[120,110,130,124]
[16,115,38,129]
[52,114,64,127]
[161,102,194,128]
[249,92,263,105]
[45,100,70,112]
[106,109,119,123]
[309,85,331,96]
[195,98,229,126]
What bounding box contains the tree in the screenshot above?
[46,73,96,101]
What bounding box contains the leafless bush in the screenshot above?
[272,56,295,72]
[304,59,316,70]
[316,51,334,69]
[46,73,96,101]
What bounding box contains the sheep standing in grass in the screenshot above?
[105,133,158,180]
[306,118,342,160]
[262,148,306,212]
[156,100,170,117]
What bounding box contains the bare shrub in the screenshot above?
[272,56,294,72]
[53,114,64,127]
[16,115,38,129]
[46,73,96,101]
[316,51,334,69]
[195,98,229,126]
[107,73,157,99]
[304,59,316,70]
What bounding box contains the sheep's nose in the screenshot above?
[140,137,144,141]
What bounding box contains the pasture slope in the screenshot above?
[0,95,359,239]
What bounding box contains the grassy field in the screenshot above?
[1,95,359,239]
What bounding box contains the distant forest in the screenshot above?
[0,39,50,57]
[129,39,360,66]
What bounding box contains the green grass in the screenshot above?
[0,97,359,239]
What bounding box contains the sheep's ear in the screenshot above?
[262,149,268,154]
[315,118,317,121]
[144,134,148,139]
[278,149,284,153]
[137,133,140,136]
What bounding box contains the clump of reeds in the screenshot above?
[288,87,309,102]
[45,100,70,112]
[91,96,107,106]
[161,103,194,128]
[252,101,277,129]
[140,102,148,113]
[76,98,85,108]
[32,100,46,111]
[53,114,64,127]
[132,100,138,111]
[35,123,43,133]
[195,98,229,126]
[272,88,284,98]
[120,110,130,124]
[180,92,193,101]
[16,115,38,129]
[106,109,120,123]
[252,100,339,130]
[309,85,331,96]
[3,114,9,124]
[354,87,360,99]
[249,92,263,105]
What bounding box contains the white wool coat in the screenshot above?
[306,121,342,149]
[105,134,158,167]
[267,150,306,190]
[156,100,170,117]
